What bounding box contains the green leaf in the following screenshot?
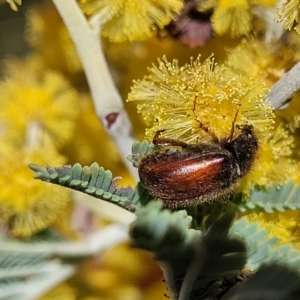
[231,217,300,271]
[238,181,300,214]
[127,140,155,167]
[130,201,247,300]
[29,163,153,211]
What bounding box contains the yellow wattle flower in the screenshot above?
[276,93,300,161]
[0,55,80,237]
[79,0,184,42]
[277,0,300,34]
[225,38,296,88]
[0,143,71,237]
[0,55,79,148]
[128,55,274,145]
[198,0,252,36]
[246,211,300,251]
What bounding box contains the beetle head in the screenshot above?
[224,125,258,177]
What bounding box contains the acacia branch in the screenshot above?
[52,0,138,180]
[268,61,300,110]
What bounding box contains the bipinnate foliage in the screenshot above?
[130,201,247,300]
[127,139,155,167]
[237,181,300,214]
[231,218,300,271]
[29,140,156,212]
[29,162,153,212]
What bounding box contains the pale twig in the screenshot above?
[268,61,300,110]
[0,224,129,255]
[51,0,138,180]
[72,191,136,226]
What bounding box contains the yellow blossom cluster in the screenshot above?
[0,143,70,237]
[0,56,79,148]
[225,38,297,87]
[277,0,300,34]
[128,55,274,144]
[197,0,276,37]
[0,55,80,236]
[247,210,300,249]
[79,0,184,42]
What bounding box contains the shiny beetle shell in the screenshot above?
[138,125,258,208]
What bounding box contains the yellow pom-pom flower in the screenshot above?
[225,38,296,87]
[0,55,79,148]
[198,0,276,37]
[128,56,274,144]
[79,0,184,42]
[199,0,252,37]
[277,0,300,34]
[0,142,71,237]
[246,210,300,250]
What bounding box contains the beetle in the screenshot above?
[138,111,258,208]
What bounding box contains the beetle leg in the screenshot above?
[227,104,241,142]
[153,131,189,147]
[198,122,219,143]
[193,96,219,143]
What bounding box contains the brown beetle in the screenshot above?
[138,110,258,208]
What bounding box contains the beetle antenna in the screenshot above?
[193,97,219,142]
[227,104,241,142]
